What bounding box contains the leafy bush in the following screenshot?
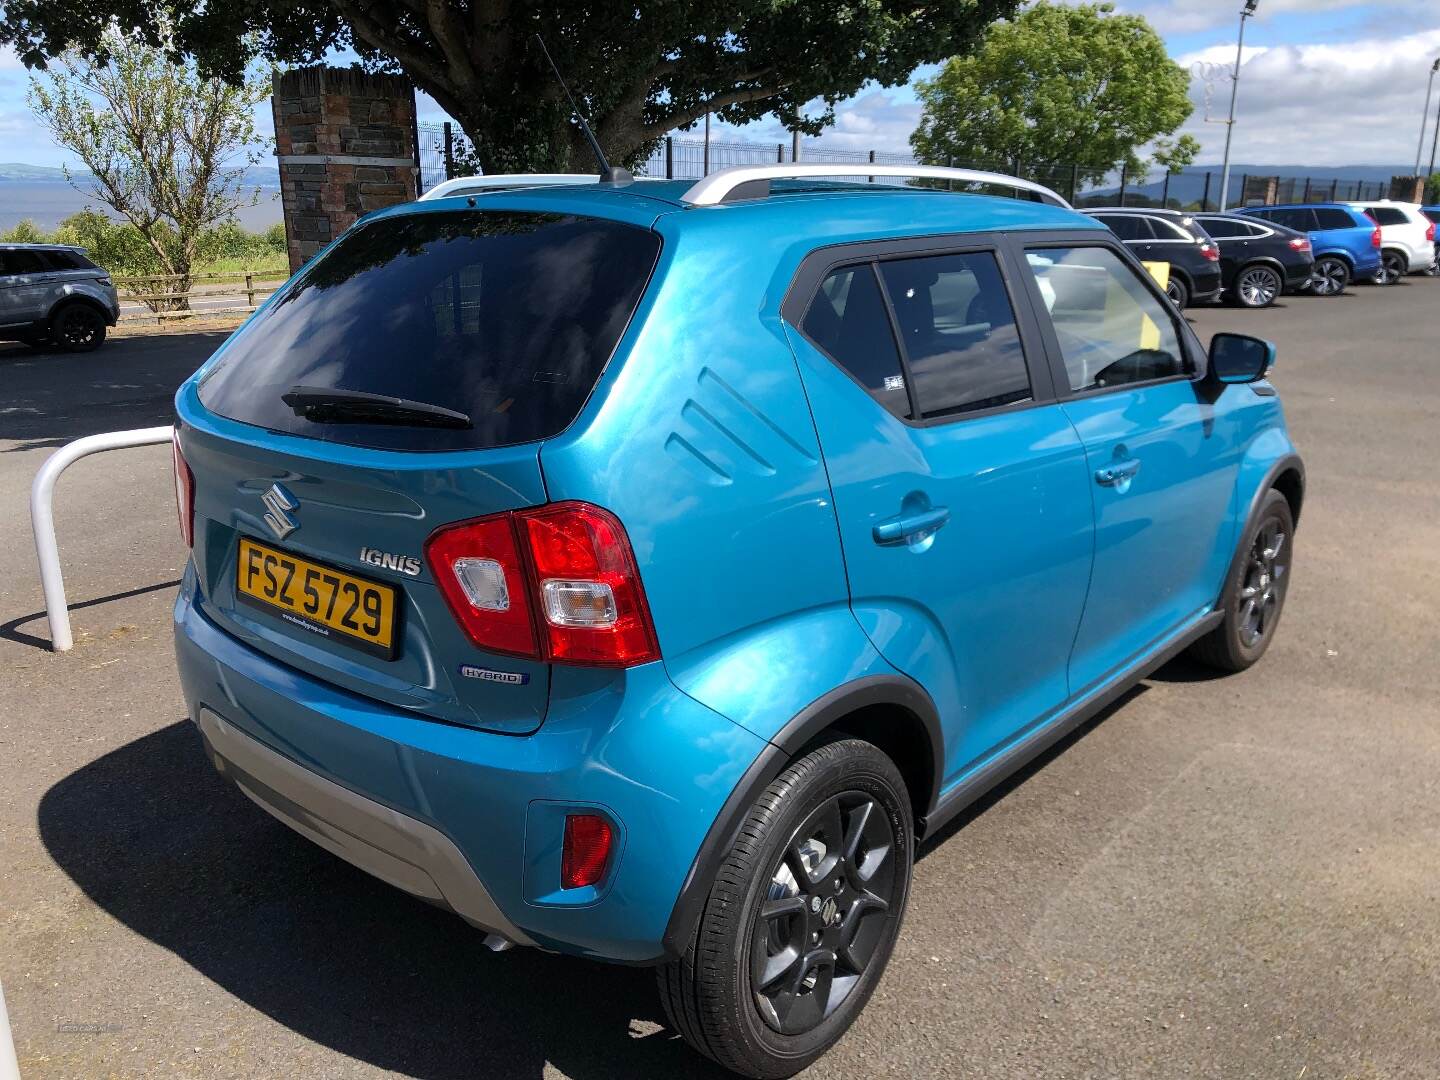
[0,218,47,243]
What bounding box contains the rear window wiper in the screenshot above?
[281,386,473,429]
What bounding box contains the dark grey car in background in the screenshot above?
[0,244,119,352]
[1081,207,1224,310]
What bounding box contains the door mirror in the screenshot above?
[1208,333,1275,384]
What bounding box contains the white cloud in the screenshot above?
[1109,0,1440,36]
[1177,28,1440,166]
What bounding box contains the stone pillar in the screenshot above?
[272,67,419,272]
[1389,176,1425,202]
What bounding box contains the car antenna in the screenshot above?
[534,34,632,185]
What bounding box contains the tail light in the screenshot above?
[426,501,660,666]
[1200,242,1219,262]
[1287,237,1311,253]
[561,813,614,889]
[1371,227,1382,249]
[1427,221,1436,243]
[172,430,194,549]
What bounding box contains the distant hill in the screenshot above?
[0,162,282,188]
[1079,163,1415,208]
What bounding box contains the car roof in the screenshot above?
[369,177,1103,241]
[1248,202,1357,211]
[0,242,81,250]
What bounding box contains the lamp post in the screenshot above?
[1417,59,1440,177]
[1218,0,1258,211]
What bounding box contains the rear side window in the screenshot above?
[41,249,96,271]
[1424,209,1440,224]
[198,211,660,452]
[1364,206,1409,226]
[801,265,911,420]
[1314,208,1360,230]
[878,253,1030,417]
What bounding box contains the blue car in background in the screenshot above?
[1238,202,1381,295]
[1423,205,1440,275]
[171,165,1303,1077]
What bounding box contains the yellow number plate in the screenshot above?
[235,537,399,659]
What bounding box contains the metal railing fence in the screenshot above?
[416,124,1400,211]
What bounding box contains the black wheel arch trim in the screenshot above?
[1219,453,1305,609]
[658,673,942,961]
[48,294,116,328]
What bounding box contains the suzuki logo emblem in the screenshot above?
[260,483,299,540]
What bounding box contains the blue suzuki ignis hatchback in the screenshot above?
[173,165,1302,1077]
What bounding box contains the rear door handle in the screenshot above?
[1094,459,1142,487]
[873,506,951,546]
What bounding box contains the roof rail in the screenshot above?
[419,174,600,201]
[680,164,1072,209]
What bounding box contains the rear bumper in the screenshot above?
[173,568,767,962]
[196,706,529,947]
[1405,247,1437,272]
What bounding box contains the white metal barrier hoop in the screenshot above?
[30,426,176,652]
[0,978,19,1080]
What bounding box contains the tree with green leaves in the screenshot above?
[27,20,269,309]
[5,1,1020,174]
[911,2,1197,186]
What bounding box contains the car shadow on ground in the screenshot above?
[37,720,731,1080]
[0,331,227,448]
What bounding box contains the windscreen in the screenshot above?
[198,210,660,451]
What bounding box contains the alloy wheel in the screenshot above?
[1237,519,1288,648]
[57,306,104,349]
[1309,260,1345,296]
[1236,266,1281,307]
[1374,252,1405,286]
[750,792,899,1036]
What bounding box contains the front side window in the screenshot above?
[1024,246,1188,393]
[1198,217,1244,238]
[1096,215,1150,241]
[198,210,660,452]
[878,252,1030,417]
[801,264,911,420]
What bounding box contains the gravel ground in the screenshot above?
[1,278,1438,1079]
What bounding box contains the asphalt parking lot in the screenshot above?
[2,280,1439,1079]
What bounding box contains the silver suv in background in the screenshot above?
[0,244,119,352]
[1346,201,1437,284]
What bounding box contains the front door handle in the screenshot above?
[873,506,951,546]
[1094,458,1142,487]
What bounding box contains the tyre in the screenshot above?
[1305,256,1349,297]
[1189,488,1294,673]
[1373,250,1406,286]
[1165,275,1190,310]
[1232,263,1282,308]
[51,303,107,352]
[658,738,913,1079]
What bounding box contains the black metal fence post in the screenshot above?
[1118,164,1128,206]
[1161,171,1171,208]
[665,136,674,179]
[1201,171,1211,211]
[946,156,954,191]
[1069,163,1079,205]
[868,149,876,183]
[442,122,454,180]
[776,143,784,163]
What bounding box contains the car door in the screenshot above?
[0,249,52,327]
[1197,216,1248,280]
[783,237,1095,785]
[1016,240,1240,695]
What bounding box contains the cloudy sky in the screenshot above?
[3,0,1440,170]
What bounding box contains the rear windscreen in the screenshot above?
[198,210,660,451]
